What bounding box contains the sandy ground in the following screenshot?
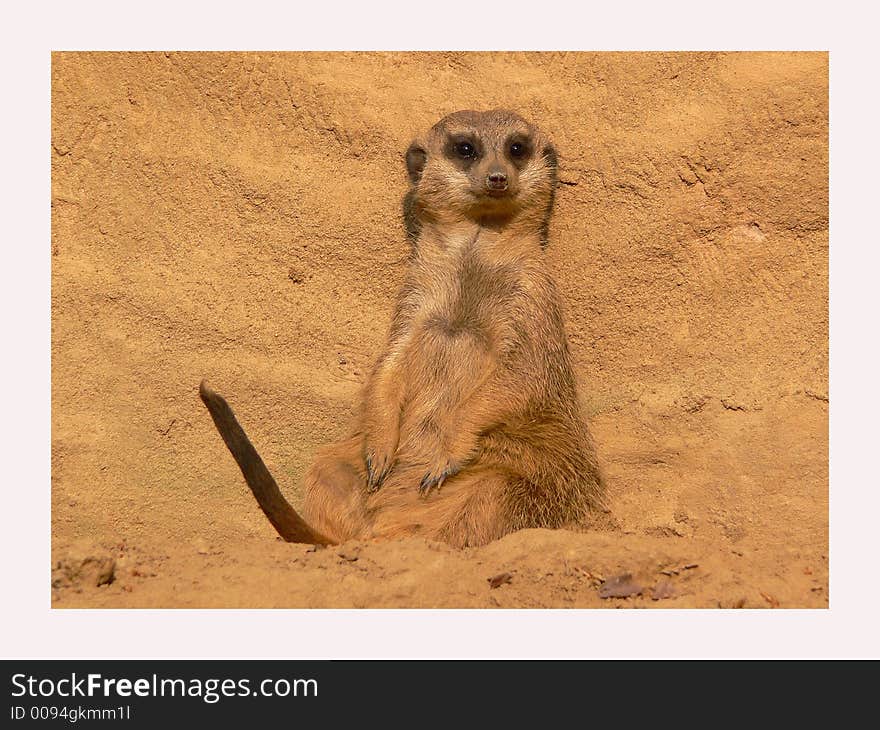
[51,52,828,608]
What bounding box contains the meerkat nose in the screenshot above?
[486,171,508,190]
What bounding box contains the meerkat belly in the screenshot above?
[404,313,494,420]
[401,317,493,445]
[396,285,509,455]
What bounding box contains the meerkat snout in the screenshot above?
[458,143,519,199]
[486,170,509,193]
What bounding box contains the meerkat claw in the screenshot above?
[366,454,379,491]
[366,453,393,492]
[365,453,374,480]
[419,468,451,496]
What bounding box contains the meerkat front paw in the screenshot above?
[363,432,398,492]
[418,458,462,497]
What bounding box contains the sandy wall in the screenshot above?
[51,52,828,607]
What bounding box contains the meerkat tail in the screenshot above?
[198,380,334,546]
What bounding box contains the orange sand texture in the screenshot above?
[51,52,828,607]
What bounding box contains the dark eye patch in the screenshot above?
[444,134,481,169]
[455,141,475,158]
[506,134,533,167]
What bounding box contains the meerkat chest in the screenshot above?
[413,248,520,349]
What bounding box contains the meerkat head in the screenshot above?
[404,109,558,236]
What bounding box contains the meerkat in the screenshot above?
[200,108,605,548]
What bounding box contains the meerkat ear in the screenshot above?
[542,144,558,175]
[405,142,428,184]
[539,145,559,249]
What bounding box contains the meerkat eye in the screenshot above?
[509,142,526,158]
[455,141,475,159]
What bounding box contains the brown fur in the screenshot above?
[200,109,605,548]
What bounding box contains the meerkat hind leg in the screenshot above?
[367,466,510,548]
[302,437,372,543]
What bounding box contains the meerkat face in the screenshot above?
[406,109,558,224]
